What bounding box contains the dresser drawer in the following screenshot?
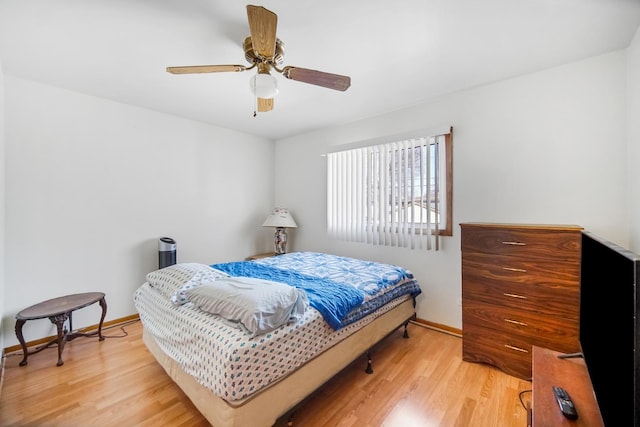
[461,224,581,262]
[462,252,581,281]
[462,259,579,319]
[462,298,579,350]
[462,324,533,379]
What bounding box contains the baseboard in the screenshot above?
[3,313,459,353]
[2,313,140,354]
[411,317,462,337]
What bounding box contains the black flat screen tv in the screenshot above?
[580,231,640,426]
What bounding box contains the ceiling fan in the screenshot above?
[166,5,351,113]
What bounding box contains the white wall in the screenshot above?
[628,28,640,254]
[2,43,636,346]
[274,50,629,330]
[1,77,276,347]
[0,56,5,355]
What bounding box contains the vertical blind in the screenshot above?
[327,130,449,250]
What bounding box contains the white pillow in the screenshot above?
[184,276,309,337]
[145,263,229,304]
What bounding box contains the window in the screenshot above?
[327,127,452,250]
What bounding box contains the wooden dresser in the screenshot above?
[460,223,583,380]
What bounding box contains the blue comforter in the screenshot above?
[210,261,365,330]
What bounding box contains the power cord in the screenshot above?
[101,318,140,338]
[519,389,533,410]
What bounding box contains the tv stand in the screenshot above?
[530,346,603,426]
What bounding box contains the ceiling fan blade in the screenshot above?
[246,5,277,59]
[282,66,351,91]
[257,97,274,112]
[166,64,247,74]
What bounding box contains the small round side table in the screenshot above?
[15,292,107,366]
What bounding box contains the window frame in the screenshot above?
[439,131,453,236]
[326,127,453,246]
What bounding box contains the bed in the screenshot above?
[134,251,422,427]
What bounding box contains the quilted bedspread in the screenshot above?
[211,251,421,329]
[252,252,415,294]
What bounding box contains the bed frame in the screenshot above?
[142,297,416,427]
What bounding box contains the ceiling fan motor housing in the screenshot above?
[243,36,284,66]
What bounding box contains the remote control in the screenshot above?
[553,386,578,420]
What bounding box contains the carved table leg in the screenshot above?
[15,319,29,366]
[97,296,107,341]
[49,313,70,367]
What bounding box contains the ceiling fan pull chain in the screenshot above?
[252,76,257,117]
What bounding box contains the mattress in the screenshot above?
[134,283,412,401]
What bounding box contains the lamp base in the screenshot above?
[274,227,288,255]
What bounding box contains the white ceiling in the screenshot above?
[1,0,639,140]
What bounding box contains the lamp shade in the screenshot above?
[249,73,279,99]
[262,208,297,228]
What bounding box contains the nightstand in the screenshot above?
[245,252,276,260]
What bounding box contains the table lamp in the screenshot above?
[262,208,298,255]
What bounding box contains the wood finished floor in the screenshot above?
[0,320,532,427]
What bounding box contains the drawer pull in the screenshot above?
[504,344,529,353]
[504,318,528,326]
[502,267,527,272]
[501,241,526,246]
[503,292,527,299]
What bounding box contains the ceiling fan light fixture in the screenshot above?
[249,73,279,99]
